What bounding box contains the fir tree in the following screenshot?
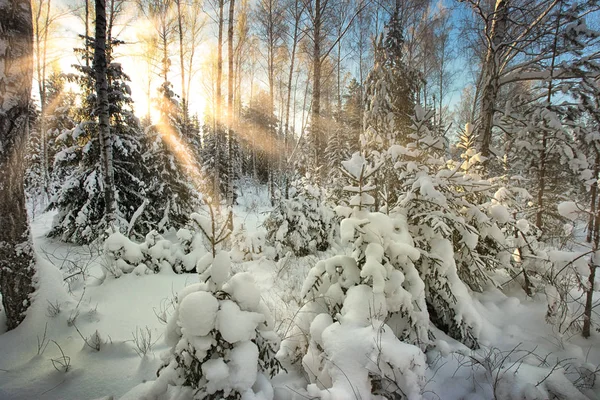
[238,91,278,184]
[148,212,282,399]
[139,80,201,236]
[48,39,152,243]
[363,11,420,152]
[264,177,335,259]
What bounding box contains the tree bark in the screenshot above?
[226,0,235,210]
[283,1,301,199]
[0,0,37,330]
[94,0,116,227]
[213,0,224,202]
[536,1,562,232]
[583,176,599,338]
[476,0,508,165]
[311,0,322,170]
[34,0,52,203]
[175,0,187,131]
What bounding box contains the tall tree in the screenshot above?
[137,0,175,86]
[226,0,236,208]
[0,0,37,330]
[33,0,54,202]
[306,0,366,172]
[174,0,186,128]
[254,0,285,199]
[94,0,116,227]
[363,10,419,151]
[462,0,600,167]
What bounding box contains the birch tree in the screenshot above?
[0,0,37,330]
[462,0,600,166]
[33,0,59,202]
[94,0,116,227]
[226,0,236,209]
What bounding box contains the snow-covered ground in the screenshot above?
[1,187,599,400]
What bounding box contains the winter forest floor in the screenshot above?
[0,186,599,400]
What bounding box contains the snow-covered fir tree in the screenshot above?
[138,81,202,236]
[239,91,277,183]
[391,107,513,347]
[25,71,76,213]
[147,210,282,399]
[48,39,152,243]
[264,176,335,259]
[279,153,428,399]
[24,104,43,214]
[362,10,420,153]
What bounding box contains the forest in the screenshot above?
[0,0,600,398]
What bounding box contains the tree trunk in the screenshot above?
[588,180,597,243]
[227,0,235,211]
[584,175,599,338]
[476,0,508,165]
[34,0,52,204]
[536,2,561,232]
[311,0,322,170]
[214,0,224,202]
[0,0,37,331]
[176,0,187,132]
[85,0,90,68]
[583,153,600,338]
[283,5,300,199]
[94,0,115,227]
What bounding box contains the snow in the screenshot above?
[223,272,261,311]
[489,204,510,224]
[202,358,230,394]
[228,340,259,392]
[217,300,265,343]
[558,201,581,221]
[2,186,600,400]
[178,290,219,336]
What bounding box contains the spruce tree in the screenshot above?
[139,80,201,235]
[48,39,152,243]
[238,91,278,184]
[363,11,419,152]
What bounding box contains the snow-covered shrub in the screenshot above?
[230,224,270,262]
[104,209,230,275]
[264,177,335,259]
[279,154,428,399]
[388,113,505,347]
[104,231,147,277]
[458,344,593,400]
[147,250,282,400]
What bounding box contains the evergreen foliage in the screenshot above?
[149,213,282,399]
[238,91,278,183]
[139,81,201,236]
[278,153,429,399]
[263,177,335,259]
[48,39,152,243]
[363,11,420,152]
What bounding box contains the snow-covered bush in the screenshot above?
[453,344,593,400]
[279,154,428,399]
[388,112,508,347]
[230,224,270,262]
[104,209,231,276]
[264,177,335,259]
[147,250,282,400]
